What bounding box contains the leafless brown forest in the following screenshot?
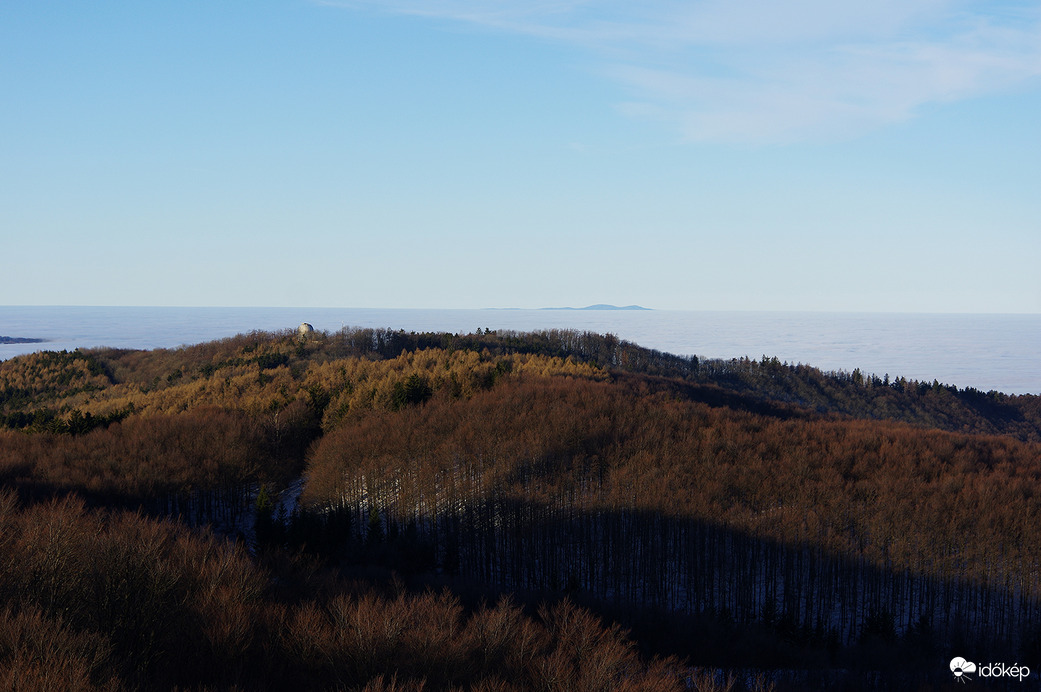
[2,327,1039,690]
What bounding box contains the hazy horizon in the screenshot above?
[2,304,1041,315]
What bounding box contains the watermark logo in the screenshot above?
[950,656,1031,683]
[951,657,977,683]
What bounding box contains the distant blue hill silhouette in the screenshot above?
[540,304,650,311]
[0,336,46,344]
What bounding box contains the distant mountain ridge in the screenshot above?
[0,336,45,344]
[540,304,650,311]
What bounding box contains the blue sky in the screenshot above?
[2,1,1039,312]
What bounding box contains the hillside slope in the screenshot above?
[1,327,1039,689]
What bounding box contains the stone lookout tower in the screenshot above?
[298,322,314,338]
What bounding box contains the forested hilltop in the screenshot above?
[1,327,1039,691]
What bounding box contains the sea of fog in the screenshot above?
[1,306,1038,396]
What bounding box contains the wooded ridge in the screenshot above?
[1,327,1038,690]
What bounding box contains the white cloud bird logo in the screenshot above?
[951,657,977,682]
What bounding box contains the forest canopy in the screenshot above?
[1,326,1039,690]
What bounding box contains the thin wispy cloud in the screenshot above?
[324,0,1041,142]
